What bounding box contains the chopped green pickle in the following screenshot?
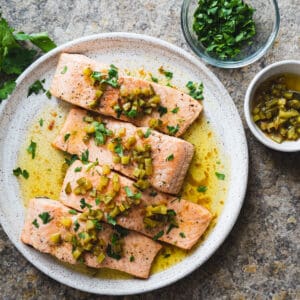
[252,74,300,143]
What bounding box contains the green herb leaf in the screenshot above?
[38,212,53,224]
[13,167,29,179]
[179,232,186,238]
[65,154,79,166]
[74,219,80,231]
[124,186,141,199]
[171,107,179,114]
[68,209,78,215]
[28,79,45,97]
[74,167,82,173]
[153,230,164,241]
[186,81,204,101]
[14,31,56,53]
[114,142,124,157]
[144,128,151,138]
[81,150,89,164]
[149,190,158,197]
[151,76,158,83]
[107,215,117,226]
[158,105,168,117]
[106,244,121,260]
[64,133,71,142]
[80,198,92,209]
[32,219,39,228]
[39,118,44,127]
[0,80,16,102]
[130,255,135,262]
[27,140,37,159]
[60,66,67,74]
[197,185,207,193]
[45,90,51,99]
[167,124,179,135]
[166,154,174,161]
[215,172,225,180]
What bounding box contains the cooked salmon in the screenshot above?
[53,108,194,195]
[21,198,162,279]
[49,53,202,137]
[60,160,213,250]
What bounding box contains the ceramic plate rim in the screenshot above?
[0,33,248,295]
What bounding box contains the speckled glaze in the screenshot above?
[0,33,248,295]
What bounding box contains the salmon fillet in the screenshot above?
[21,198,162,279]
[49,53,202,137]
[53,108,194,195]
[60,160,213,250]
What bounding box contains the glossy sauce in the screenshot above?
[17,81,228,279]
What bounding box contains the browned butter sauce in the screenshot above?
[17,86,228,279]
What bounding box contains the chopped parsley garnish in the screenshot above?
[124,186,141,200]
[80,198,92,209]
[166,154,174,161]
[193,0,256,59]
[0,81,16,102]
[65,154,79,166]
[39,118,44,127]
[159,66,173,80]
[61,66,68,74]
[166,223,178,234]
[38,212,53,224]
[171,107,179,113]
[81,150,89,164]
[158,105,168,117]
[215,172,225,180]
[64,133,71,142]
[107,215,117,226]
[91,122,113,146]
[74,219,80,231]
[153,230,164,241]
[27,140,37,159]
[0,14,56,102]
[92,219,103,231]
[167,124,179,135]
[32,219,39,228]
[151,76,158,83]
[106,244,121,260]
[186,81,204,101]
[45,90,52,99]
[74,167,82,172]
[92,64,119,88]
[197,185,207,193]
[78,232,86,239]
[114,142,124,157]
[13,167,29,179]
[179,232,186,238]
[130,255,135,262]
[68,209,78,215]
[144,128,151,138]
[95,198,100,205]
[163,253,171,258]
[28,79,46,97]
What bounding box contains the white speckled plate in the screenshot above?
[0,33,248,295]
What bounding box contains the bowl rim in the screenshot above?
[244,60,300,152]
[181,0,280,69]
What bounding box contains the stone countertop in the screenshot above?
[0,1,299,299]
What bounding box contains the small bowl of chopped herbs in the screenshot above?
[181,0,280,68]
[244,60,300,152]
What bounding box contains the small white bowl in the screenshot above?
[244,60,300,152]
